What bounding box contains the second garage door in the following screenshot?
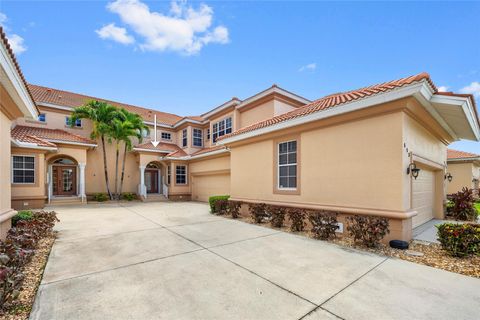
[191,173,230,202]
[411,168,436,228]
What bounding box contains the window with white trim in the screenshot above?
[176,165,187,184]
[206,128,210,140]
[278,141,297,189]
[12,156,35,184]
[212,117,232,142]
[65,117,82,127]
[182,129,187,147]
[193,128,203,147]
[161,132,171,140]
[38,113,46,122]
[167,165,171,185]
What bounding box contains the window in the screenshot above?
[193,128,203,147]
[176,165,187,184]
[278,141,297,189]
[212,117,232,142]
[38,113,46,122]
[161,132,171,140]
[65,117,82,127]
[141,129,149,138]
[167,165,171,185]
[12,156,35,184]
[206,128,210,140]
[182,129,187,147]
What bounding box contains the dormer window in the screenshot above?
[193,128,203,147]
[212,117,232,142]
[182,129,187,147]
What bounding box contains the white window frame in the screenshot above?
[182,129,187,147]
[66,116,82,128]
[277,140,297,190]
[167,165,171,185]
[212,117,232,142]
[206,128,210,140]
[175,165,187,185]
[161,132,172,141]
[11,155,35,184]
[192,128,203,147]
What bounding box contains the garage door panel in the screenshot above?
[412,169,435,228]
[192,174,230,202]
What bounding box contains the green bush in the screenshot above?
[437,223,480,257]
[11,210,33,227]
[214,200,229,215]
[208,195,230,213]
[93,193,108,202]
[122,193,136,201]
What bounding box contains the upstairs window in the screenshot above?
[161,132,172,140]
[176,165,187,184]
[167,165,171,185]
[12,155,35,184]
[206,128,210,140]
[38,113,46,122]
[182,129,187,147]
[278,140,297,189]
[193,128,203,147]
[141,129,149,138]
[65,117,82,128]
[212,117,232,142]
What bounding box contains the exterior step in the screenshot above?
[143,194,169,202]
[48,196,85,206]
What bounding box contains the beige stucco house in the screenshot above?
[0,28,38,238]
[446,149,480,196]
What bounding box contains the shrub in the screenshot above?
[308,210,339,240]
[11,210,33,227]
[437,223,480,257]
[214,200,229,215]
[346,215,390,248]
[227,200,242,219]
[288,208,306,232]
[93,193,108,202]
[208,195,230,214]
[268,206,287,228]
[449,187,477,221]
[249,203,269,223]
[122,193,136,201]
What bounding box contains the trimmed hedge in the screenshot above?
[11,210,34,227]
[437,223,480,257]
[93,193,108,202]
[208,195,230,214]
[346,215,390,248]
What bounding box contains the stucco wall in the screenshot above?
[446,162,475,194]
[189,154,230,174]
[240,100,275,129]
[0,111,12,215]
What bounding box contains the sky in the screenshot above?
[1,0,479,153]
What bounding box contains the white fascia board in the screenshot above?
[143,121,173,129]
[0,44,37,118]
[236,87,310,111]
[37,102,74,112]
[448,157,480,162]
[201,100,241,119]
[219,82,428,145]
[132,147,172,153]
[162,148,229,161]
[172,118,207,128]
[11,139,57,151]
[47,139,97,147]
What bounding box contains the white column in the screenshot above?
[47,165,53,204]
[138,166,146,198]
[78,163,86,202]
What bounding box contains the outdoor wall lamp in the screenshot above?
[407,163,420,179]
[445,173,453,182]
[473,178,479,183]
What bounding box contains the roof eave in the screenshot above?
[11,139,57,151]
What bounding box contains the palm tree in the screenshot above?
[117,109,149,199]
[70,100,118,200]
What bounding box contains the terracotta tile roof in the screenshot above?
[191,145,227,156]
[219,73,440,141]
[447,148,480,160]
[0,27,38,113]
[11,125,95,146]
[28,84,183,126]
[134,140,188,157]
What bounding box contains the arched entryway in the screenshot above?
[145,162,162,194]
[49,156,78,197]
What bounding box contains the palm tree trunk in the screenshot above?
[114,142,120,200]
[118,143,128,198]
[101,135,113,200]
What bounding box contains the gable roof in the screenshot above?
[133,140,188,157]
[447,148,480,160]
[218,72,479,143]
[11,125,96,148]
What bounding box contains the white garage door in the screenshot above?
[192,173,230,202]
[412,168,435,228]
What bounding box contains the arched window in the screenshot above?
[53,158,75,165]
[146,162,160,169]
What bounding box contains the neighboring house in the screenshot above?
[446,149,480,196]
[0,27,38,238]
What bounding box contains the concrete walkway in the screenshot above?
[31,202,480,320]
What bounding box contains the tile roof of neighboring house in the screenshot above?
[0,27,38,113]
[190,145,227,156]
[134,140,188,157]
[11,125,95,147]
[219,72,478,141]
[28,84,184,126]
[447,149,480,160]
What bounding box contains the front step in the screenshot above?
[143,194,169,202]
[48,196,85,206]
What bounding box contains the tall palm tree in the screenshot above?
[70,100,118,200]
[117,109,149,199]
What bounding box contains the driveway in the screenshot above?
[31,202,480,320]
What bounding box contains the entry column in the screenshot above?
[138,165,146,199]
[78,162,86,202]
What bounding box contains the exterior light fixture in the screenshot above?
[473,178,479,183]
[445,173,453,182]
[407,163,420,179]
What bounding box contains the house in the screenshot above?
[446,149,480,196]
[0,27,38,238]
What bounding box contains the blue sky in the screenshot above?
[1,0,479,153]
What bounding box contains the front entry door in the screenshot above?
[145,170,159,194]
[53,166,77,196]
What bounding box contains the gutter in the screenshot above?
[11,139,57,151]
[161,148,230,161]
[47,139,97,148]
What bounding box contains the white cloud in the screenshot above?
[0,12,27,54]
[102,0,229,55]
[437,86,449,92]
[460,81,480,98]
[0,12,7,24]
[96,23,135,45]
[299,63,316,72]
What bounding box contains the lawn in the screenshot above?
[475,202,480,216]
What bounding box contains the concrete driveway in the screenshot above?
[31,202,480,320]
